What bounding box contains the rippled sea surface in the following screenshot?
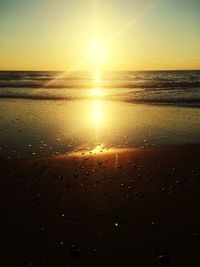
[0,70,200,106]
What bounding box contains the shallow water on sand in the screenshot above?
[0,98,200,158]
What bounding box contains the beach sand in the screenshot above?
[1,145,200,267]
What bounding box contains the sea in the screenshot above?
[0,70,200,106]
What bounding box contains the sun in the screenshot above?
[87,39,108,65]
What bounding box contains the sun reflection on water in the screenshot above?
[90,87,105,97]
[89,70,105,98]
[93,70,102,84]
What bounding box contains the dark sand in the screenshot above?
[1,146,200,267]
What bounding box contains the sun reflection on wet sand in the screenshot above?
[66,146,134,157]
[57,146,137,169]
[92,100,104,126]
[91,144,104,154]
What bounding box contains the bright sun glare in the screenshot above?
[88,39,108,65]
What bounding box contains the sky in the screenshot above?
[0,0,200,71]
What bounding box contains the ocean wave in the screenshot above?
[0,70,200,107]
[0,70,200,89]
[0,92,200,107]
[0,81,200,89]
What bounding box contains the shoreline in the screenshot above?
[0,94,200,109]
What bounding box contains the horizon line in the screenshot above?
[0,69,199,72]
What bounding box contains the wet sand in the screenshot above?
[1,145,200,267]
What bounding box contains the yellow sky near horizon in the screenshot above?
[0,0,200,71]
